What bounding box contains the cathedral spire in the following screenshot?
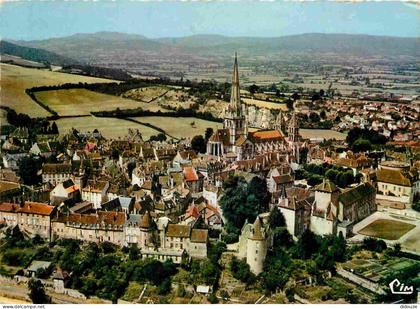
[230,52,241,116]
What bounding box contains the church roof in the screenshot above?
[209,129,230,145]
[234,135,247,146]
[249,130,283,142]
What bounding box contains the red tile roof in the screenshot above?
[250,130,282,141]
[17,202,55,216]
[183,166,198,182]
[0,202,18,213]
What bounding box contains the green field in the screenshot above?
[0,63,117,118]
[358,219,415,240]
[34,88,164,116]
[55,116,161,139]
[131,116,222,139]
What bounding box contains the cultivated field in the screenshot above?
[0,63,116,117]
[242,98,288,111]
[299,129,346,141]
[34,88,165,116]
[122,86,169,102]
[358,219,415,240]
[55,116,160,140]
[131,116,222,139]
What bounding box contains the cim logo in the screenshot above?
[389,279,414,295]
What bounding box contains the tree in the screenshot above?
[297,230,319,259]
[127,161,136,179]
[208,241,227,264]
[191,135,206,153]
[320,110,326,119]
[201,259,219,286]
[286,98,294,110]
[291,92,300,101]
[208,293,219,304]
[362,237,387,253]
[309,112,321,123]
[220,176,257,229]
[247,177,270,213]
[28,278,51,304]
[248,84,259,95]
[18,156,42,185]
[110,149,119,161]
[129,245,140,260]
[352,138,372,152]
[205,127,214,142]
[230,256,256,286]
[311,93,321,102]
[51,122,59,134]
[157,278,171,295]
[272,227,294,250]
[268,206,286,229]
[325,169,338,182]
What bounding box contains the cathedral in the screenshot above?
[206,53,300,162]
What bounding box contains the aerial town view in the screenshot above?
[0,0,419,306]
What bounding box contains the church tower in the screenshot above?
[288,112,299,143]
[224,53,247,149]
[288,113,300,163]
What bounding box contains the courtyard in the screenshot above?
[358,219,416,240]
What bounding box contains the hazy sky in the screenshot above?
[1,1,419,40]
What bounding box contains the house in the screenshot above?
[52,268,70,293]
[0,181,21,202]
[30,142,58,158]
[52,211,126,245]
[25,260,52,278]
[50,179,80,205]
[338,183,376,224]
[42,163,72,186]
[266,166,293,194]
[0,202,18,227]
[10,127,29,145]
[183,166,204,193]
[376,161,419,204]
[188,229,208,259]
[101,196,135,213]
[164,224,190,251]
[81,180,109,209]
[2,153,28,170]
[16,202,57,240]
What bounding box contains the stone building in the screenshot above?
[206,54,286,161]
[0,201,56,240]
[238,216,268,275]
[42,163,72,186]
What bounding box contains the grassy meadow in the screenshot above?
[242,98,288,111]
[55,116,161,139]
[299,129,346,141]
[131,116,222,139]
[34,88,165,116]
[0,63,117,117]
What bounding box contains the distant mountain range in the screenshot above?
[0,40,78,66]
[9,32,419,60]
[1,32,419,78]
